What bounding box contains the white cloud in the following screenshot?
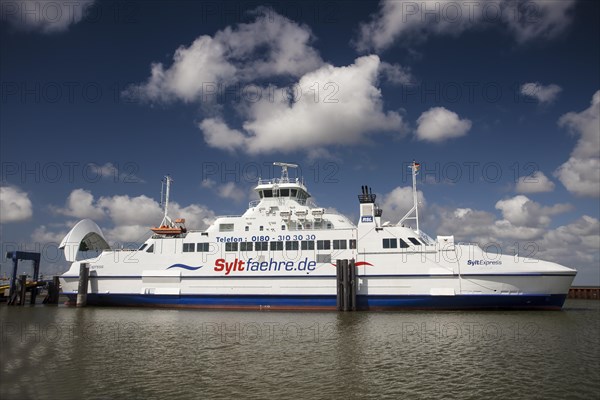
[201,178,216,188]
[201,179,247,203]
[495,195,571,228]
[31,225,68,244]
[555,91,600,197]
[380,186,426,225]
[54,189,105,220]
[305,148,341,164]
[172,203,215,230]
[1,0,96,33]
[436,207,497,241]
[502,0,576,44]
[355,0,576,52]
[415,107,472,142]
[124,8,323,103]
[103,225,150,244]
[217,182,246,203]
[555,158,600,197]
[491,219,545,241]
[515,171,555,193]
[98,195,162,226]
[536,215,600,284]
[379,62,414,85]
[199,119,247,153]
[0,186,33,223]
[199,55,407,154]
[435,195,571,243]
[520,82,562,104]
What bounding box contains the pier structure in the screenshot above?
[568,287,599,300]
[5,251,40,305]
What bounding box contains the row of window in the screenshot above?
[182,239,357,253]
[156,237,422,254]
[258,188,309,201]
[221,223,333,232]
[382,237,423,249]
[183,243,209,252]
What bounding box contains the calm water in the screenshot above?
[1,300,599,399]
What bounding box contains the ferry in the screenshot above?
[59,162,576,310]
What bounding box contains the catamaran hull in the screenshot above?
[63,293,568,310]
[60,273,574,310]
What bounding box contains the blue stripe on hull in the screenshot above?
[65,293,568,310]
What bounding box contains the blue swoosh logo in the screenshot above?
[167,264,203,271]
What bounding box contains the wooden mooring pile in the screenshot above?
[336,259,357,311]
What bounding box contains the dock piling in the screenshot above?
[349,259,357,311]
[43,276,60,304]
[18,274,27,306]
[76,263,89,307]
[336,259,357,311]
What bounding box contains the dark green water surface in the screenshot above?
[1,300,598,399]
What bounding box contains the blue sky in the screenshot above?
[1,0,599,284]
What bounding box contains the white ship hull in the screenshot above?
[59,248,575,310]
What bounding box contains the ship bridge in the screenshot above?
[252,162,313,207]
[206,162,354,233]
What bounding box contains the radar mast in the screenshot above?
[273,162,298,183]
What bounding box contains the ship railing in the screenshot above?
[249,198,317,208]
[457,242,481,247]
[297,198,318,208]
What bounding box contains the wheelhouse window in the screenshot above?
[399,239,410,248]
[317,240,330,250]
[333,240,347,250]
[139,244,147,251]
[280,188,290,197]
[349,239,356,249]
[146,244,154,253]
[408,237,422,245]
[383,238,397,249]
[263,189,273,198]
[270,241,283,251]
[225,242,238,252]
[256,242,268,251]
[183,243,195,252]
[301,240,315,250]
[197,243,209,252]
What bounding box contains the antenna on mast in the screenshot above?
[273,162,298,183]
[399,160,421,232]
[151,175,186,236]
[159,175,173,227]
